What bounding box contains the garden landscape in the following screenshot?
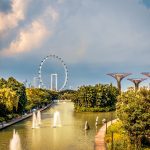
[0,0,150,150]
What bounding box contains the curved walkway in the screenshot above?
[95,119,118,150]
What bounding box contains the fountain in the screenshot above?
[9,129,22,150]
[53,111,61,127]
[96,116,99,122]
[32,112,39,129]
[95,116,99,126]
[37,110,41,126]
[84,121,90,130]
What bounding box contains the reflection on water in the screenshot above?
[0,102,115,150]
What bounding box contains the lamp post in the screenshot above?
[111,131,114,150]
[111,112,113,125]
[102,118,107,134]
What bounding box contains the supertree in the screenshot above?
[127,78,147,91]
[107,73,131,92]
[141,72,150,78]
[141,72,150,89]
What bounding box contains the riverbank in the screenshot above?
[95,119,117,150]
[0,102,54,130]
[74,106,116,112]
[0,102,116,150]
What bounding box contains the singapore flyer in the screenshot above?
[38,54,68,91]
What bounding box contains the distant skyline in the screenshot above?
[0,0,150,90]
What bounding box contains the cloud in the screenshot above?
[1,0,150,65]
[1,0,150,89]
[0,5,60,56]
[43,6,59,23]
[47,0,150,65]
[0,0,29,34]
[57,0,65,4]
[0,20,50,56]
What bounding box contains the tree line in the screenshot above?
[116,88,150,149]
[0,77,119,124]
[1,76,149,148]
[0,77,58,124]
[105,88,150,149]
[72,83,119,112]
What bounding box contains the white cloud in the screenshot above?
[0,5,60,56]
[43,6,59,22]
[57,0,65,4]
[1,0,150,88]
[48,0,150,65]
[1,0,150,66]
[0,20,50,56]
[0,0,29,34]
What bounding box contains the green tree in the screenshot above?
[74,83,119,112]
[0,78,7,88]
[0,88,19,111]
[58,89,76,100]
[26,88,52,111]
[0,88,19,123]
[59,92,75,100]
[7,77,27,114]
[117,88,150,149]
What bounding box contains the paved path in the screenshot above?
[0,102,54,130]
[95,119,118,150]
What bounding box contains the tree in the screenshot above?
[49,90,59,100]
[7,77,27,114]
[59,92,75,100]
[26,88,52,111]
[0,88,19,123]
[73,83,119,112]
[116,88,150,149]
[58,89,76,100]
[0,88,19,111]
[0,78,7,88]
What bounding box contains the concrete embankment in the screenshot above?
[0,102,54,130]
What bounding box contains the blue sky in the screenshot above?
[0,0,150,90]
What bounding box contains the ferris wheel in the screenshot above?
[38,54,68,91]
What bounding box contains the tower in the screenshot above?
[107,73,131,92]
[127,78,147,91]
[51,74,58,91]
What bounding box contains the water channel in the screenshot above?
[0,102,115,150]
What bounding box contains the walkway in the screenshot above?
[0,102,54,130]
[95,119,117,150]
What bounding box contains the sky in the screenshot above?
[0,0,150,90]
